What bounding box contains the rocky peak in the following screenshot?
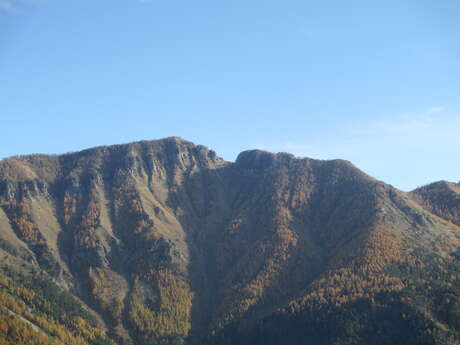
[235,149,305,172]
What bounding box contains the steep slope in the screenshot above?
[205,152,460,345]
[0,137,459,345]
[412,181,460,226]
[0,270,115,345]
[0,137,228,344]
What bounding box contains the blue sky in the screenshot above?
[0,0,459,190]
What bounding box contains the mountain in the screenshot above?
[0,137,459,345]
[412,181,460,227]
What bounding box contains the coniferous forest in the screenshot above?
[0,138,459,345]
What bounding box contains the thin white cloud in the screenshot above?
[0,0,15,11]
[254,106,459,190]
[367,107,457,145]
[279,142,313,157]
[426,106,445,114]
[246,141,314,158]
[256,106,458,157]
[0,0,39,12]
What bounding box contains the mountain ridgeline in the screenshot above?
[0,137,459,345]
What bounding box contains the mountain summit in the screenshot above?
[0,137,459,345]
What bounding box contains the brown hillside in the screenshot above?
[0,137,459,345]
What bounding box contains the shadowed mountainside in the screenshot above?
[0,137,459,345]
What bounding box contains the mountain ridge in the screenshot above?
[0,137,459,345]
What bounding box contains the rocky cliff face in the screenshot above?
[0,137,459,345]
